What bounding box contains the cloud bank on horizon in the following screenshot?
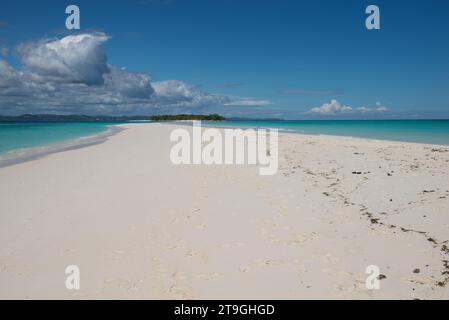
[309,99,387,115]
[0,32,271,115]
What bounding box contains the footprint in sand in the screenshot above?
[167,272,194,299]
[334,282,360,294]
[185,208,201,221]
[323,253,339,264]
[196,223,207,230]
[167,284,194,299]
[287,232,319,246]
[254,258,284,267]
[185,250,200,259]
[239,258,284,273]
[166,240,186,250]
[239,266,251,273]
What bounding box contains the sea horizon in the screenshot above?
[1,119,449,168]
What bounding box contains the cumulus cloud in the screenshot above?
[310,99,352,114]
[356,106,370,112]
[375,101,387,112]
[0,33,267,115]
[17,33,110,85]
[0,60,18,87]
[151,80,230,107]
[104,66,154,99]
[309,99,388,115]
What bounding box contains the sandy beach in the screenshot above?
[1,122,449,300]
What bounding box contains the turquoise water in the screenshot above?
[1,120,449,161]
[0,122,121,155]
[202,120,449,145]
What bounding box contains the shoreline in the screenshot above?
[1,121,449,169]
[165,121,449,149]
[0,125,124,168]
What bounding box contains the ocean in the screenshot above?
[1,120,449,167]
[203,120,449,145]
[0,122,126,167]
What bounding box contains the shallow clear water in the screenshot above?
[0,122,122,154]
[202,120,449,145]
[1,120,449,161]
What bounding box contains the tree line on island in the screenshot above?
[150,114,225,121]
[0,114,226,122]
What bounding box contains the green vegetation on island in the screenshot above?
[0,114,151,122]
[150,114,225,121]
[0,114,226,122]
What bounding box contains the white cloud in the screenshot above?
[0,33,269,115]
[375,102,387,112]
[309,99,389,115]
[17,33,110,85]
[150,80,231,109]
[309,99,352,114]
[152,80,195,99]
[104,66,154,99]
[0,60,19,87]
[356,106,370,112]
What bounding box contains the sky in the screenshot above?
[1,0,449,119]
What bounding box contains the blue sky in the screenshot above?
[1,0,449,118]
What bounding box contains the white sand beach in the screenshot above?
[1,123,449,299]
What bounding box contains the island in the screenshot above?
[0,114,226,122]
[150,114,225,121]
[0,114,151,122]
